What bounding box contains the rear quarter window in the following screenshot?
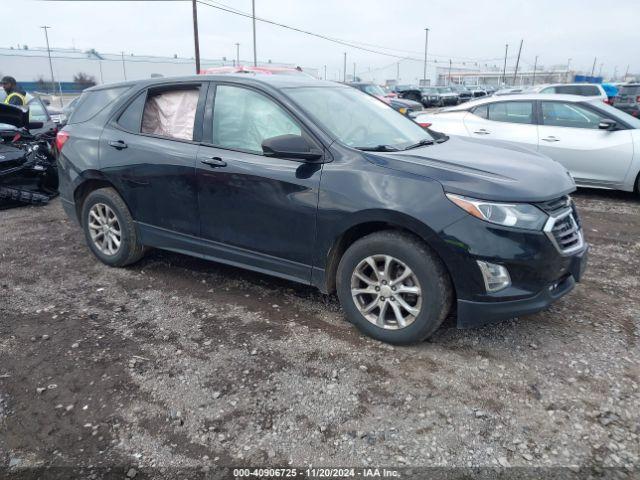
[68,86,131,124]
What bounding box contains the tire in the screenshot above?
[81,187,146,267]
[336,231,453,345]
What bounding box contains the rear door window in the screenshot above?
[486,101,534,124]
[68,86,131,124]
[541,102,603,129]
[141,86,200,141]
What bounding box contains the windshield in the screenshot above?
[437,87,453,93]
[285,86,434,149]
[420,87,437,94]
[361,84,385,97]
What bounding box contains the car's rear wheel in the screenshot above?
[81,187,146,267]
[336,231,452,344]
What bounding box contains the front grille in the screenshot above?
[536,195,572,216]
[544,209,584,255]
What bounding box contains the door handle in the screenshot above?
[541,136,560,142]
[108,140,128,150]
[200,156,227,168]
[473,129,490,135]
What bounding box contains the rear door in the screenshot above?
[462,100,538,150]
[195,82,323,283]
[99,82,207,236]
[537,100,634,187]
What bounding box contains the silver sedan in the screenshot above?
[415,94,640,193]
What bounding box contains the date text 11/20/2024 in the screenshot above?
[233,468,401,478]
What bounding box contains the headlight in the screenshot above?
[446,193,547,230]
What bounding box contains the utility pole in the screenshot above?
[40,26,62,107]
[121,52,127,80]
[98,60,104,84]
[343,52,347,83]
[323,65,327,80]
[624,64,629,80]
[353,62,356,82]
[512,39,523,85]
[423,28,429,84]
[396,62,400,81]
[251,0,257,67]
[448,59,452,85]
[532,55,538,85]
[591,57,597,77]
[235,43,240,66]
[191,0,201,74]
[613,66,618,81]
[502,43,508,86]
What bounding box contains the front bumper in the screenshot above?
[433,212,588,329]
[456,246,588,327]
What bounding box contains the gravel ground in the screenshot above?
[0,190,638,479]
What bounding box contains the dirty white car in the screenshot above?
[415,94,640,193]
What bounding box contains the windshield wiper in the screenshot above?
[403,138,435,150]
[356,145,400,152]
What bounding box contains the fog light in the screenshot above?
[477,260,511,292]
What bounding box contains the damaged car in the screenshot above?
[0,103,58,206]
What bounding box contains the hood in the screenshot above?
[0,103,28,128]
[366,136,575,203]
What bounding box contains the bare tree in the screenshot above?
[73,72,97,89]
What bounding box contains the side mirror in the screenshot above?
[262,134,323,161]
[28,121,44,130]
[598,119,617,131]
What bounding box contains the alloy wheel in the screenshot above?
[88,203,122,256]
[350,254,423,330]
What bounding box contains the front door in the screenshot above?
[196,83,323,283]
[537,101,634,187]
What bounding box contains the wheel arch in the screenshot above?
[72,171,125,224]
[322,210,455,297]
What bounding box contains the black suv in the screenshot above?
[57,75,588,344]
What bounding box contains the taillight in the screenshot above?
[56,130,69,152]
[418,122,432,128]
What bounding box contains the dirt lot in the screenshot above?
[1,190,638,479]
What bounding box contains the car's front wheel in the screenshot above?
[81,187,146,267]
[336,231,452,344]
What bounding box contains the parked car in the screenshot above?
[0,95,57,139]
[200,65,315,78]
[449,84,473,103]
[493,87,526,96]
[389,84,422,103]
[350,82,423,116]
[467,85,488,98]
[47,96,80,127]
[414,93,640,193]
[531,83,608,102]
[419,87,442,107]
[432,86,459,106]
[613,83,640,117]
[58,76,587,344]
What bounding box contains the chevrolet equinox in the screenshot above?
[57,75,588,344]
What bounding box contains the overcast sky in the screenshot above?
[5,0,639,82]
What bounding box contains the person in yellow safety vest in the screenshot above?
[2,76,27,106]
